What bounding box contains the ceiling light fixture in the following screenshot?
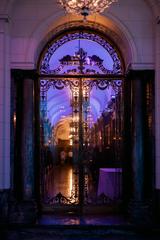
[58,0,117,20]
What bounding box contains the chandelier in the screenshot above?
[58,0,117,19]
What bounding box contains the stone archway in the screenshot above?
[33,16,138,69]
[36,23,155,222]
[10,12,155,224]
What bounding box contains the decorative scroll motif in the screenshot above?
[50,50,114,75]
[47,192,75,205]
[40,79,79,92]
[83,79,122,91]
[44,165,79,206]
[40,32,122,75]
[84,194,114,205]
[46,191,115,206]
[40,79,122,95]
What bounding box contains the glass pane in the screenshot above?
[83,85,123,205]
[40,79,123,208]
[40,84,79,205]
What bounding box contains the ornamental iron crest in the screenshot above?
[39,32,122,75]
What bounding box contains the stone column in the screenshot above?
[0,16,11,223]
[10,70,37,224]
[155,21,160,220]
[11,71,23,200]
[131,73,144,201]
[124,70,155,225]
[22,77,35,199]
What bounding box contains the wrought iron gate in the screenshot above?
[38,29,124,211]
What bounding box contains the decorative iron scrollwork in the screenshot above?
[47,192,78,206]
[40,79,80,92]
[40,32,122,75]
[40,79,122,93]
[39,29,124,208]
[47,192,72,205]
[83,79,111,90]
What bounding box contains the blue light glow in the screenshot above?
[49,39,113,71]
[46,84,116,127]
[41,38,118,127]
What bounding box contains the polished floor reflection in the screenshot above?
[5,224,160,240]
[38,214,127,226]
[44,162,122,206]
[45,164,73,199]
[5,215,160,240]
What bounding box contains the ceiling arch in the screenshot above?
[8,0,158,69]
[35,17,134,70]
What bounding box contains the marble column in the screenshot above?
[0,16,11,222]
[21,77,35,199]
[11,72,23,200]
[124,70,155,224]
[0,16,10,190]
[131,73,144,200]
[155,21,160,220]
[10,70,38,223]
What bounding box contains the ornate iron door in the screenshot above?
[38,30,124,211]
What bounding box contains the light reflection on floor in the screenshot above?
[45,164,73,199]
[38,214,127,226]
[6,223,160,240]
[5,214,160,240]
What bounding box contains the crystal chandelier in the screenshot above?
[58,0,117,19]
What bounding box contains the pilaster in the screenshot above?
[155,19,160,221]
[0,15,10,190]
[0,15,11,223]
[9,69,38,224]
[124,69,155,225]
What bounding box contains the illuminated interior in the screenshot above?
[40,33,123,206]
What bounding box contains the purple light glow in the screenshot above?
[42,39,118,127]
[49,39,114,71]
[46,84,116,127]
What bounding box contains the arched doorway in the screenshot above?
[10,20,155,224]
[38,24,125,214]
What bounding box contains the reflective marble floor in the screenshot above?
[45,165,73,199]
[3,215,160,240]
[4,229,160,240]
[38,214,128,226]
